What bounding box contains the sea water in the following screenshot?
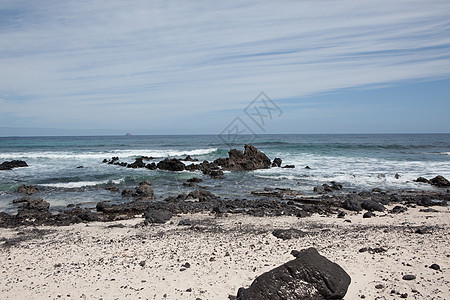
[0,134,449,213]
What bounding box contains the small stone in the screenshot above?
[400,293,408,298]
[139,261,146,267]
[402,274,416,281]
[375,284,384,289]
[429,263,440,270]
[186,288,192,292]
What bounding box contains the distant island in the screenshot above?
[125,132,132,136]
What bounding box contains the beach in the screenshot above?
[0,204,448,299]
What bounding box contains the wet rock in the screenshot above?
[282,165,295,168]
[0,160,28,170]
[271,158,282,167]
[135,180,154,198]
[414,177,430,184]
[144,209,173,224]
[187,177,203,183]
[272,228,307,240]
[429,175,450,187]
[145,163,157,170]
[157,158,185,171]
[215,145,271,171]
[361,200,386,212]
[182,155,198,162]
[337,211,346,218]
[16,198,50,218]
[127,157,146,168]
[178,219,192,226]
[313,185,326,194]
[17,185,39,195]
[236,247,351,300]
[305,166,311,169]
[105,186,120,192]
[121,189,135,197]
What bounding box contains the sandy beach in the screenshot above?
[0,204,448,299]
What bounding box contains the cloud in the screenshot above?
[0,0,449,132]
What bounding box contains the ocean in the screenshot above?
[0,134,449,213]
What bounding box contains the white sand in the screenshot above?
[0,205,449,300]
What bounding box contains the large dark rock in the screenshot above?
[414,177,430,184]
[342,195,363,211]
[157,158,185,171]
[236,247,350,300]
[144,209,173,224]
[0,160,28,170]
[187,189,218,202]
[16,198,50,218]
[361,200,386,212]
[135,180,154,198]
[272,158,282,167]
[215,145,271,171]
[429,175,450,187]
[127,157,146,168]
[17,185,39,195]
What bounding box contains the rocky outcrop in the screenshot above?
[429,175,450,187]
[271,158,282,167]
[156,158,185,171]
[313,182,343,194]
[17,185,39,195]
[236,247,350,299]
[214,145,271,171]
[121,180,154,199]
[0,160,28,170]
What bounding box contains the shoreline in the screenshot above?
[0,204,448,299]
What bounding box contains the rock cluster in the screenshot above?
[0,160,28,170]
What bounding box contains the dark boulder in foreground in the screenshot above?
[0,160,28,170]
[236,247,350,300]
[215,145,271,171]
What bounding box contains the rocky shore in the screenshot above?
[0,145,449,299]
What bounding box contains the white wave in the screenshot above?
[39,179,123,188]
[0,148,218,160]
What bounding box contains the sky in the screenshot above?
[0,0,449,136]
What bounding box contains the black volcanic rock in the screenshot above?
[144,209,173,224]
[0,160,28,170]
[127,157,146,168]
[17,185,39,195]
[215,145,271,171]
[157,158,185,171]
[429,175,450,187]
[236,247,350,300]
[361,200,386,212]
[414,177,430,184]
[135,180,154,198]
[271,158,282,167]
[342,195,363,211]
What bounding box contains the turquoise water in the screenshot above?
[0,134,449,213]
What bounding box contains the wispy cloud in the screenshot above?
[0,0,449,132]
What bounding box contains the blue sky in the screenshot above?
[0,0,449,136]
